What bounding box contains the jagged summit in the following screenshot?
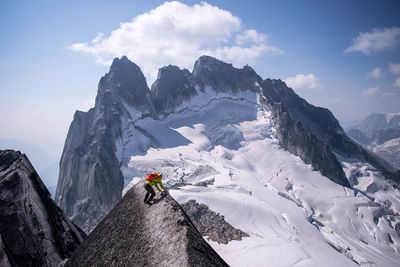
[98,56,155,114]
[193,55,260,93]
[109,55,139,74]
[0,150,85,267]
[151,65,197,114]
[192,55,228,74]
[65,180,228,267]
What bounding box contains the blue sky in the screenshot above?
[1,0,400,157]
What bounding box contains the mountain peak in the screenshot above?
[156,64,187,80]
[192,55,259,93]
[109,55,141,75]
[192,55,232,77]
[151,65,197,114]
[98,56,154,113]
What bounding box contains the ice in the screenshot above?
[116,88,400,266]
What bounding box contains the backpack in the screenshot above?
[146,173,160,181]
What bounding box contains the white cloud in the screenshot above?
[363,87,380,97]
[236,29,267,45]
[345,27,400,54]
[394,78,400,88]
[366,67,382,78]
[70,1,283,84]
[389,63,400,75]
[284,74,322,92]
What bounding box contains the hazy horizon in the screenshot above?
[1,0,399,157]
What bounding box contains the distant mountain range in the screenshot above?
[347,113,400,169]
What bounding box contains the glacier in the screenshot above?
[116,87,399,267]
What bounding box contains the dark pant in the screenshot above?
[144,183,155,204]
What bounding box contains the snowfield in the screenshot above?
[119,89,400,267]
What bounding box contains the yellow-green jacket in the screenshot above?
[146,173,164,191]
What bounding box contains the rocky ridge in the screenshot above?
[55,56,156,233]
[0,150,85,267]
[181,199,249,244]
[65,180,228,267]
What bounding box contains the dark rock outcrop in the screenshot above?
[151,65,198,114]
[181,200,248,244]
[65,181,228,267]
[194,178,215,187]
[265,101,350,187]
[55,57,156,233]
[193,55,260,93]
[0,150,85,267]
[259,79,400,184]
[191,57,350,186]
[98,56,156,114]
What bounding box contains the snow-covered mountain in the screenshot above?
[347,113,400,169]
[57,56,399,266]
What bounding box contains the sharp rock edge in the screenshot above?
[64,180,229,267]
[0,149,85,267]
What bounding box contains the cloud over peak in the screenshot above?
[70,1,283,84]
[345,27,400,54]
[284,74,322,92]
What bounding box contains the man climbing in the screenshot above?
[143,173,166,205]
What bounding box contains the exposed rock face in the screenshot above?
[0,150,85,267]
[181,200,248,244]
[151,65,198,114]
[193,55,260,93]
[55,57,157,233]
[265,101,349,187]
[192,57,350,186]
[259,79,399,184]
[194,178,215,187]
[65,180,228,267]
[0,234,13,267]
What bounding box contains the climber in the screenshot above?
[143,173,166,205]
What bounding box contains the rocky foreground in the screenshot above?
[0,150,85,267]
[65,180,228,266]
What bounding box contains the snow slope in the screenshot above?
[119,89,400,267]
